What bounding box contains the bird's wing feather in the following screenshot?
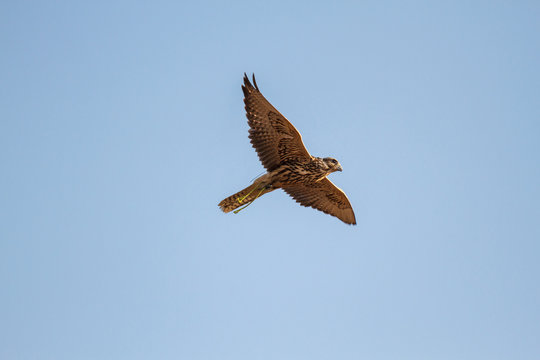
[282,178,356,225]
[242,74,312,171]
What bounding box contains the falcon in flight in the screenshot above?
[219,74,356,225]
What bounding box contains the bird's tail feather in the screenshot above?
[219,183,273,213]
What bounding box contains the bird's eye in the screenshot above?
[332,159,337,164]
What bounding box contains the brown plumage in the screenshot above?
[219,74,356,225]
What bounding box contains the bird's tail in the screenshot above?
[219,183,274,213]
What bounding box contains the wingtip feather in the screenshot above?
[252,74,259,91]
[242,73,260,92]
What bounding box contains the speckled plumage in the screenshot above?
[218,74,356,225]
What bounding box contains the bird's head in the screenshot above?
[323,157,343,173]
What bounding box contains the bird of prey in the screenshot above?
[218,74,356,225]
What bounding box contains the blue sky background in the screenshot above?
[1,1,539,359]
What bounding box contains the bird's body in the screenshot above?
[219,74,356,225]
[265,157,341,187]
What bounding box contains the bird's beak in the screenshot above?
[336,165,343,172]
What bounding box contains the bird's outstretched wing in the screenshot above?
[282,178,356,225]
[242,74,312,171]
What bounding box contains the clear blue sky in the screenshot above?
[1,1,539,359]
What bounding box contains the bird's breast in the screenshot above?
[269,162,328,186]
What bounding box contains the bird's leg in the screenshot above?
[233,186,266,214]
